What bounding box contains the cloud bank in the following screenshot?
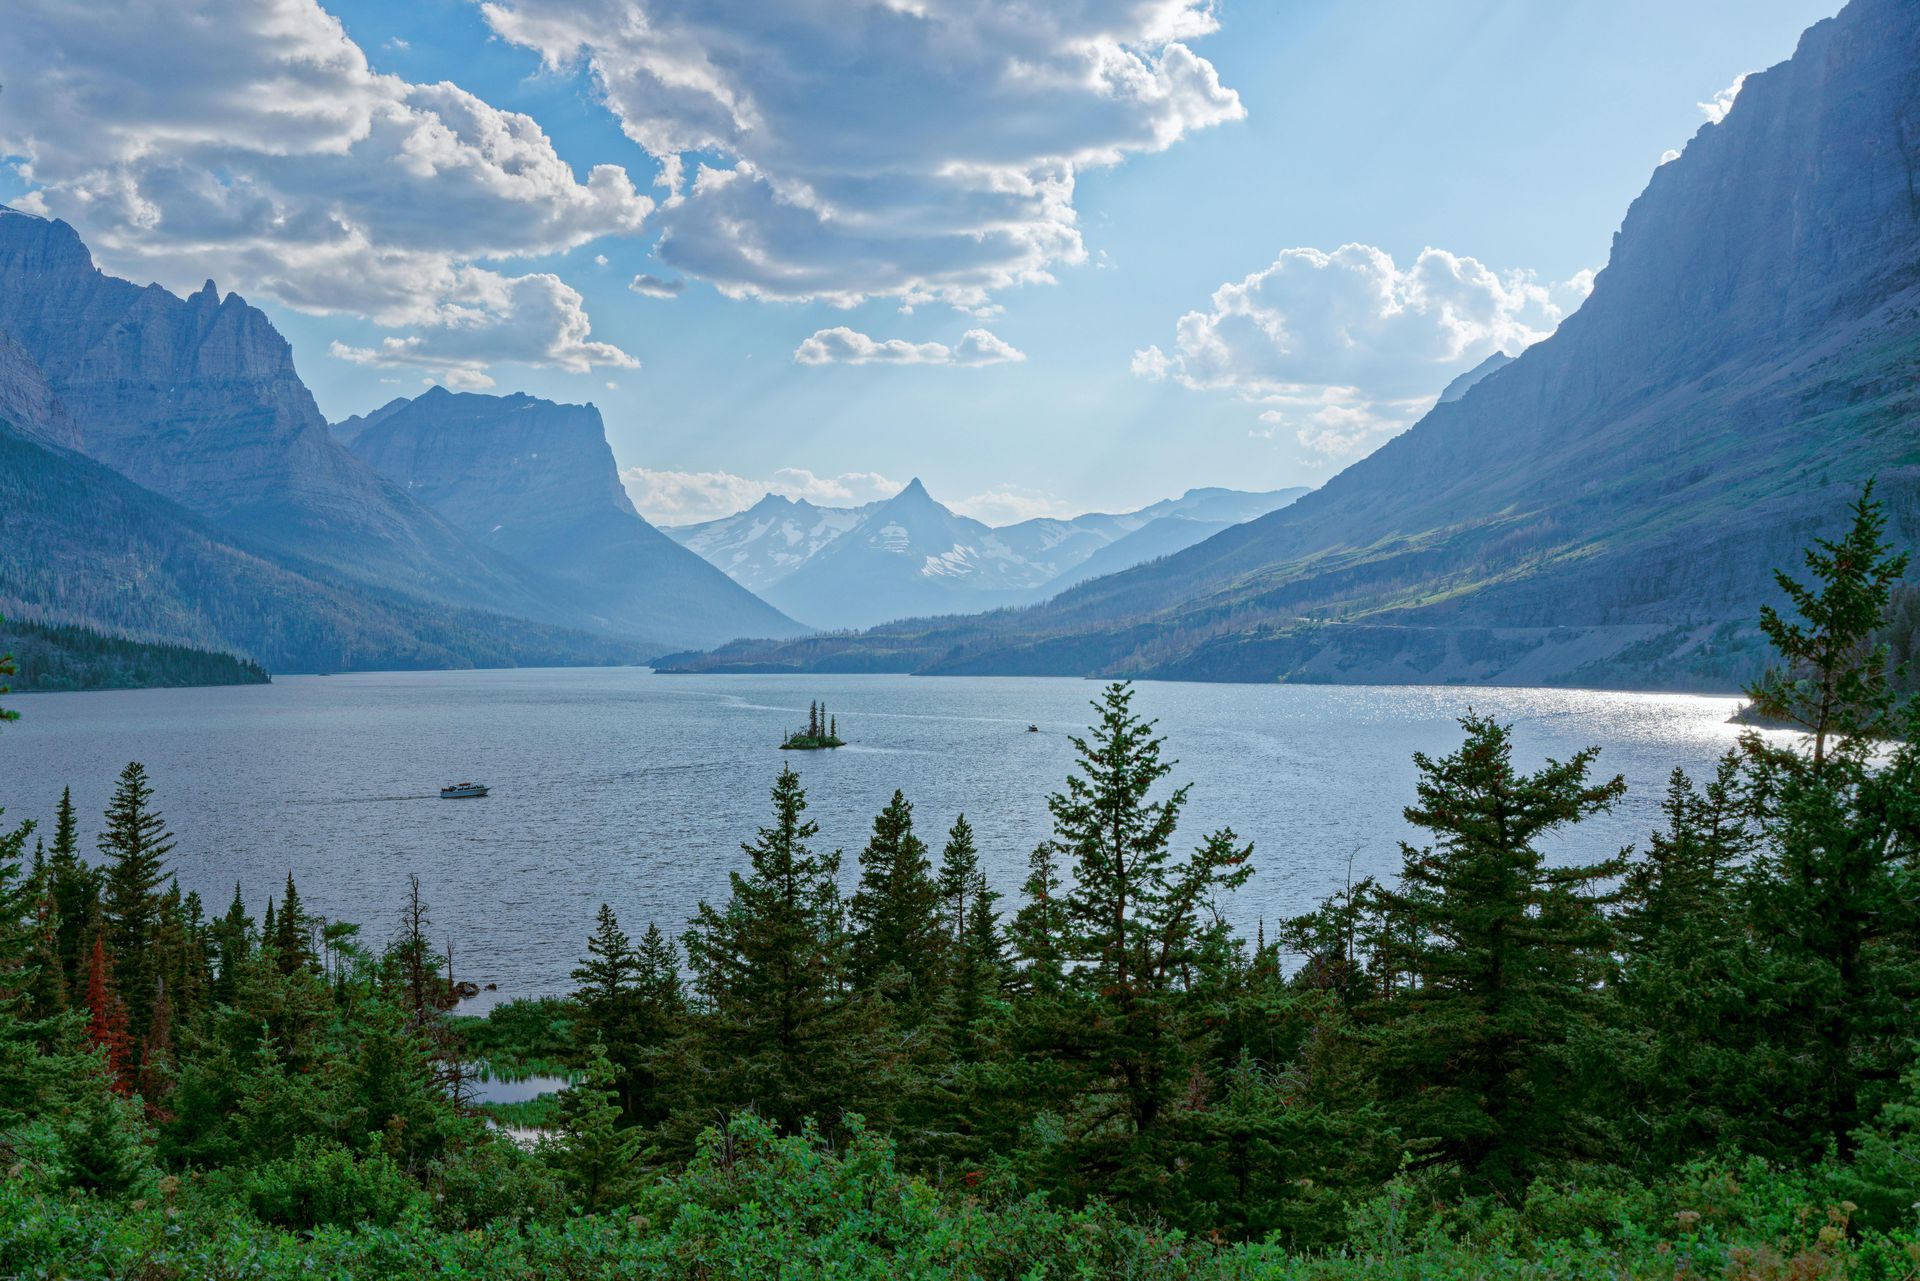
[1136,243,1593,458]
[793,327,1025,367]
[0,0,644,385]
[480,0,1243,308]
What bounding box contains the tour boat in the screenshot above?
[440,782,489,799]
[1027,724,1040,733]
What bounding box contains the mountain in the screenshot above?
[0,206,574,622]
[0,414,639,677]
[666,482,1307,629]
[662,0,1920,688]
[339,388,801,651]
[758,479,1050,628]
[665,494,881,594]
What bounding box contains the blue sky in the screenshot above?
[2,0,1839,523]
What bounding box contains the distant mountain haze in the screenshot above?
[662,0,1920,688]
[666,480,1308,630]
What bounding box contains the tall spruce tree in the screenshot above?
[1366,714,1625,1196]
[546,1040,643,1212]
[848,790,942,1005]
[935,815,982,944]
[46,787,95,990]
[1740,485,1920,1157]
[1613,757,1763,1169]
[572,904,638,1037]
[273,873,314,976]
[1031,683,1253,1201]
[98,762,174,1040]
[680,766,870,1137]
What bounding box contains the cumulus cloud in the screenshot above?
[1136,243,1592,459]
[479,0,1243,307]
[1698,73,1749,125]
[951,486,1070,524]
[621,466,902,524]
[0,0,648,379]
[629,273,686,298]
[329,271,636,387]
[794,326,1025,367]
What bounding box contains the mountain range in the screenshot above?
[665,483,1308,630]
[0,208,798,677]
[661,0,1920,688]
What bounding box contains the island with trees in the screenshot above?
[780,700,844,750]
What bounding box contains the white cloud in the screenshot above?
[0,0,649,379]
[794,326,1025,366]
[629,273,686,298]
[479,0,1243,307]
[1698,73,1748,125]
[1136,243,1592,459]
[327,271,635,386]
[621,466,901,524]
[951,486,1069,524]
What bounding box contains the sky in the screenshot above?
[0,0,1841,525]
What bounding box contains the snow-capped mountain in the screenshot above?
[665,479,1308,630]
[665,493,881,594]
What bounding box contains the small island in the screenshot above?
[781,699,845,750]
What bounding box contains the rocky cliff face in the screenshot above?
[0,207,569,620]
[0,329,79,449]
[343,389,802,649]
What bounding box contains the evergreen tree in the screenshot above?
[98,762,174,1039]
[848,790,942,1005]
[1366,714,1625,1196]
[211,883,252,1006]
[1613,757,1763,1169]
[46,786,95,989]
[1740,485,1920,1157]
[680,766,870,1138]
[935,814,981,944]
[273,872,314,975]
[572,903,638,1038]
[1006,842,1066,994]
[546,1040,643,1212]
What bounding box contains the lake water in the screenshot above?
[0,669,1783,997]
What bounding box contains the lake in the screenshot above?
[0,669,1782,997]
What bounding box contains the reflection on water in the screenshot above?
[2,669,1787,997]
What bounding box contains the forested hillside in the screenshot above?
[3,492,1917,1276]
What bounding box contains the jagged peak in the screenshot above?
[190,278,220,306]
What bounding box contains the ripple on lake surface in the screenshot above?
[1,669,1787,997]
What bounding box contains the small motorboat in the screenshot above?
[1027,724,1040,733]
[440,782,489,799]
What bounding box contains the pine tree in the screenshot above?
[848,790,942,1005]
[273,872,314,975]
[1746,480,1911,769]
[98,762,174,1038]
[1367,714,1626,1196]
[47,786,95,990]
[25,840,66,1019]
[1739,485,1920,1157]
[139,975,174,1115]
[936,814,981,943]
[211,884,252,1006]
[572,903,638,1037]
[1613,756,1763,1168]
[680,766,869,1137]
[1006,842,1066,994]
[82,933,134,1095]
[546,1040,643,1211]
[1052,684,1252,1139]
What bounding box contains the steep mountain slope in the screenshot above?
[0,416,640,674]
[664,494,879,593]
[0,207,571,621]
[341,389,801,650]
[665,0,1920,688]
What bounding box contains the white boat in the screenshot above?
[440,782,489,799]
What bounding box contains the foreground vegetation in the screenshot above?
[1,487,1917,1277]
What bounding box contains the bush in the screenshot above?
[238,1136,424,1230]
